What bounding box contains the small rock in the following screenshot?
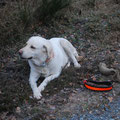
[16,107,21,113]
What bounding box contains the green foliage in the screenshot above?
[0,0,71,47]
[30,0,72,25]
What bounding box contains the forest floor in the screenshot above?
[0,0,120,120]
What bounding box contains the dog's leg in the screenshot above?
[29,70,41,99]
[38,73,60,96]
[69,53,81,68]
[60,39,81,68]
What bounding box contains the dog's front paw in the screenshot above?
[75,63,81,68]
[33,89,42,99]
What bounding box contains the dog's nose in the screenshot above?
[19,50,23,55]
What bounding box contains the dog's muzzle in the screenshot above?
[19,50,32,60]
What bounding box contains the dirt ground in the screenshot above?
[0,0,120,120]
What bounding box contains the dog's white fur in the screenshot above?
[19,36,81,99]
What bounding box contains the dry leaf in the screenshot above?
[77,56,84,62]
[108,97,113,102]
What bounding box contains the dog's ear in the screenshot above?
[43,44,53,58]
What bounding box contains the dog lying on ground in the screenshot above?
[19,36,81,99]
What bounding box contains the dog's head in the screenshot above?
[19,36,52,62]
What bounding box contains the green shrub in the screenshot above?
[34,0,71,20]
[0,0,71,47]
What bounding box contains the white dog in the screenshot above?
[19,36,81,99]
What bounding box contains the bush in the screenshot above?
[0,0,71,47]
[33,0,71,20]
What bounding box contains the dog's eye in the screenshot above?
[31,45,36,49]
